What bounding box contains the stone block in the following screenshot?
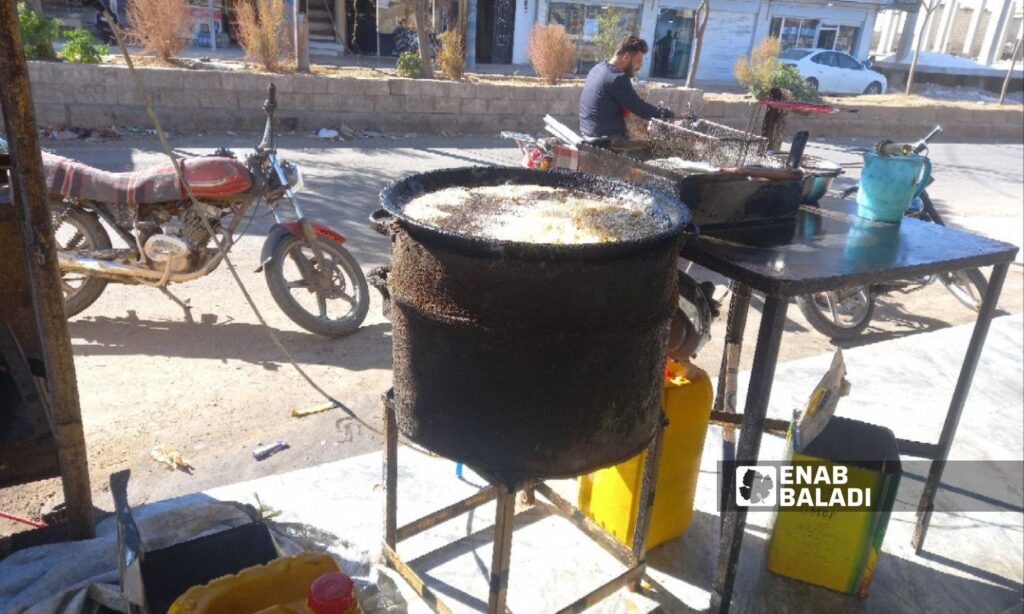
[487,99,516,114]
[308,94,345,112]
[138,68,185,90]
[220,71,270,92]
[330,77,389,97]
[197,89,239,109]
[373,95,406,113]
[388,78,416,96]
[290,74,328,94]
[72,84,116,105]
[419,96,462,114]
[460,98,488,114]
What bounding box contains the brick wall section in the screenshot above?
[700,97,1024,142]
[26,62,1021,142]
[25,62,702,135]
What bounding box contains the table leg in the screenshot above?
[489,486,516,614]
[711,296,789,614]
[717,283,752,516]
[912,262,1010,553]
[383,393,398,551]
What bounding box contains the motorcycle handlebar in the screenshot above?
[258,83,277,152]
[914,125,942,154]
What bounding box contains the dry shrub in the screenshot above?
[734,37,781,96]
[236,0,288,72]
[528,24,575,85]
[437,29,465,80]
[127,0,193,61]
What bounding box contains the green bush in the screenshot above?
[396,51,422,78]
[593,9,628,61]
[60,29,108,63]
[18,2,59,61]
[769,62,823,103]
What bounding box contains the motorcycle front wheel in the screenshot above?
[53,206,111,317]
[264,230,369,338]
[796,288,875,341]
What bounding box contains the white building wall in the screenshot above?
[513,0,538,64]
[517,0,887,80]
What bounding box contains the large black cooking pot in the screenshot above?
[371,167,690,484]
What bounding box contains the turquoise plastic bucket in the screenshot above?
[856,152,931,223]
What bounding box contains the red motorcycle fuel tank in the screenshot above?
[182,157,252,198]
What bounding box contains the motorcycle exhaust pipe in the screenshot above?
[58,237,232,283]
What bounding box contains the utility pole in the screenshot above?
[1000,37,1022,104]
[295,0,310,72]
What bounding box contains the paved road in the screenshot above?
[2,135,1020,531]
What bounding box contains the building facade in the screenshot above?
[500,0,895,81]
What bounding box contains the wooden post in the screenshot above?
[295,0,311,71]
[0,1,94,539]
[685,0,710,89]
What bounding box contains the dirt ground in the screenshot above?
[1,135,1021,541]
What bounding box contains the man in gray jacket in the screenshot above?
[579,35,674,142]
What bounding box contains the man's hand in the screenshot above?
[656,107,675,120]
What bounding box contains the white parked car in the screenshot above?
[780,48,888,95]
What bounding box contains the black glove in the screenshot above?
[656,107,675,120]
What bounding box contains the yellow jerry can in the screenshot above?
[578,358,713,549]
[168,551,363,614]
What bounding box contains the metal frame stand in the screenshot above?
[710,265,1012,613]
[381,393,667,614]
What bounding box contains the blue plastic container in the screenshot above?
[856,152,931,223]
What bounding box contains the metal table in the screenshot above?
[678,200,1019,613]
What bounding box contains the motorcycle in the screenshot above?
[796,126,988,340]
[45,84,370,337]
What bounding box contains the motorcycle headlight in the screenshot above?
[281,162,304,193]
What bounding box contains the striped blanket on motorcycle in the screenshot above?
[41,152,182,209]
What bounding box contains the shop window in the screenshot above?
[652,9,695,79]
[770,17,819,50]
[549,3,642,69]
[836,25,860,54]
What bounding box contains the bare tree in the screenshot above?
[1000,38,1022,104]
[685,0,710,88]
[906,0,941,95]
[413,0,434,78]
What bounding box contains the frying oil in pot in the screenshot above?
[403,184,671,244]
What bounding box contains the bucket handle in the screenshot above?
[367,266,391,319]
[369,208,397,236]
[911,157,932,200]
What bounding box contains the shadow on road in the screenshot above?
[68,311,392,371]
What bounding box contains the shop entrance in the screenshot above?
[477,0,515,63]
[652,8,695,79]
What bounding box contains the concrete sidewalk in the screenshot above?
[202,314,1023,613]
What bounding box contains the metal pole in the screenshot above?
[912,262,1010,552]
[716,283,751,518]
[383,393,398,550]
[711,296,788,614]
[466,0,478,70]
[489,486,517,614]
[628,414,667,590]
[0,1,95,540]
[209,0,217,51]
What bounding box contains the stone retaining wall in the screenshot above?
[24,62,1022,142]
[700,97,1023,142]
[25,62,701,135]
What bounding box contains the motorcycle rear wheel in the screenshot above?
[264,230,369,338]
[796,288,874,341]
[53,207,111,317]
[940,268,988,312]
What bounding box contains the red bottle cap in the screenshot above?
[307,572,356,614]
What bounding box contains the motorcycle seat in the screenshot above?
[41,153,252,206]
